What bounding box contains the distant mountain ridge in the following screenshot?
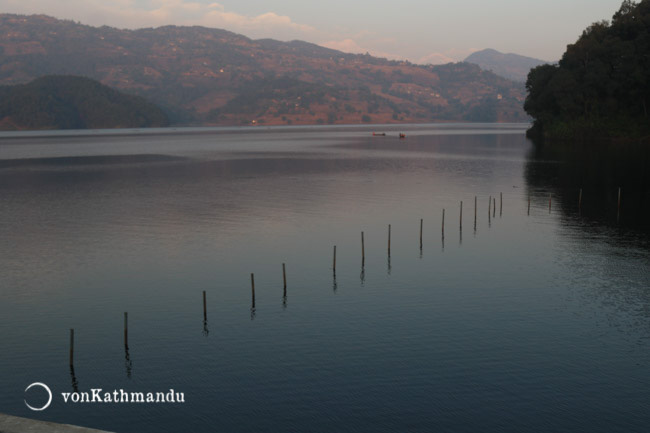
[465,49,551,82]
[0,75,169,130]
[0,14,529,125]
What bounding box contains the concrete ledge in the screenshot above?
[0,413,113,433]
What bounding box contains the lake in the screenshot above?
[1,124,649,433]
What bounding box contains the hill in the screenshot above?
[0,75,169,130]
[524,0,650,141]
[0,14,529,126]
[465,49,550,82]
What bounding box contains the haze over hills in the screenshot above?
[0,14,530,126]
[465,49,551,82]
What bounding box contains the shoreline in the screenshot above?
[0,413,113,433]
[0,122,530,140]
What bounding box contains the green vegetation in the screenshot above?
[524,0,650,141]
[0,75,169,130]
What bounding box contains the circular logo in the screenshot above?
[24,382,52,411]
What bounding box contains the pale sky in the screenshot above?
[0,0,627,63]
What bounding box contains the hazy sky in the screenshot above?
[0,0,627,63]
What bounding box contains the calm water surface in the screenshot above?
[1,124,649,433]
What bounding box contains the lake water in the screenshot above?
[1,124,649,433]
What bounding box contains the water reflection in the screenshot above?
[524,139,650,340]
[3,127,650,433]
[524,141,650,231]
[203,319,209,337]
[124,343,133,379]
[69,365,79,393]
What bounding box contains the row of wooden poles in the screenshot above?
[528,187,624,220]
[69,312,132,367]
[68,187,628,363]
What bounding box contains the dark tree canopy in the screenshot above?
[524,0,650,140]
[0,75,169,130]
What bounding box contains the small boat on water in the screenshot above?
[372,132,386,136]
[399,133,406,139]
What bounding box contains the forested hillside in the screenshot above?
[0,75,169,130]
[524,0,650,140]
[0,14,529,125]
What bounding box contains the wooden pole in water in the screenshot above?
[419,219,423,249]
[124,312,128,345]
[361,231,365,265]
[251,273,255,309]
[459,201,463,231]
[528,196,531,216]
[388,224,391,256]
[203,291,207,321]
[500,192,503,216]
[549,194,552,213]
[333,246,337,273]
[69,328,74,366]
[474,196,477,230]
[442,209,445,237]
[578,188,583,211]
[489,195,492,218]
[493,198,496,218]
[282,263,287,291]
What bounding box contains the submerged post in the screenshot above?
[442,209,445,237]
[251,273,255,309]
[361,231,365,265]
[528,196,531,216]
[493,197,496,218]
[578,188,583,211]
[460,201,463,231]
[333,246,337,273]
[282,263,287,291]
[500,192,503,217]
[388,224,391,256]
[124,312,128,346]
[69,328,74,366]
[420,218,423,249]
[488,195,492,225]
[474,196,477,230]
[202,291,207,321]
[549,194,552,213]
